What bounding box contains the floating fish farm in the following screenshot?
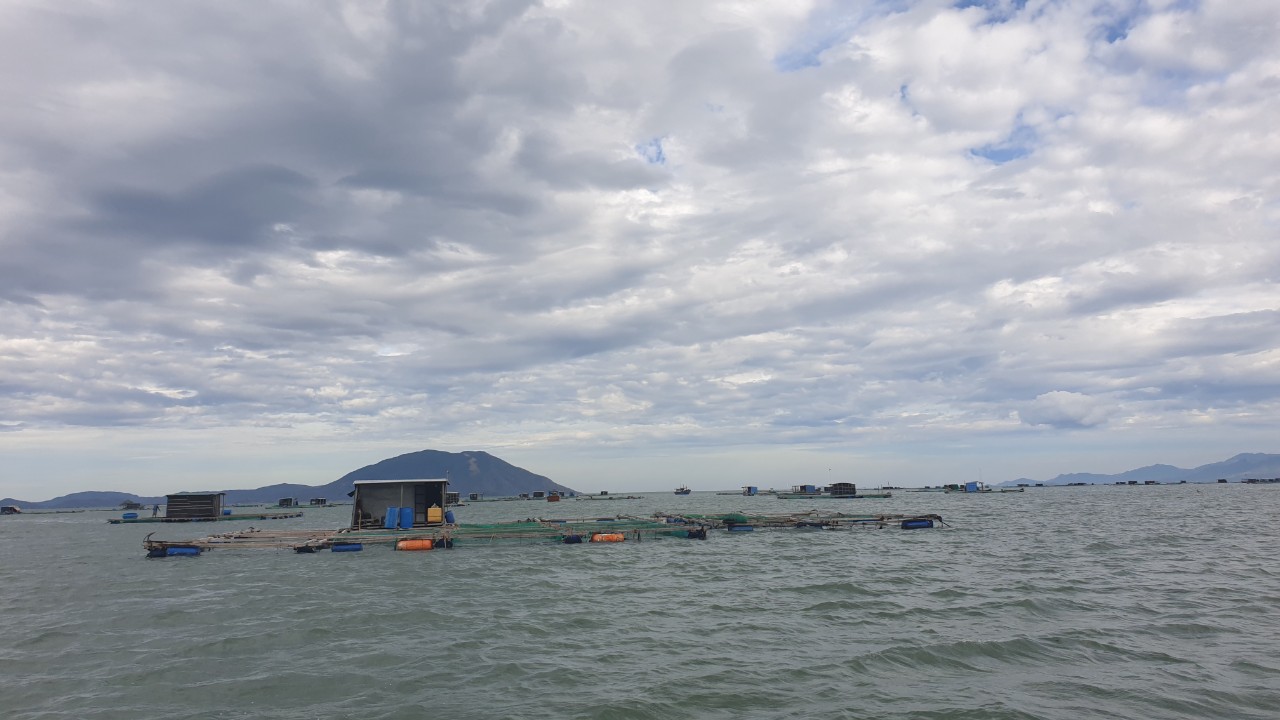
[137,480,945,557]
[140,510,946,557]
[107,492,306,524]
[110,511,305,524]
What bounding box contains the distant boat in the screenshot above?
[1,505,21,515]
[674,486,692,495]
[944,482,993,494]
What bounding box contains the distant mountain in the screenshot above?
[313,449,574,501]
[3,449,576,509]
[0,490,165,510]
[1002,452,1280,486]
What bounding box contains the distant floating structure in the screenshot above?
[776,483,892,499]
[138,507,948,557]
[108,492,303,524]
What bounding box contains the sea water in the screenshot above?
[3,484,1279,719]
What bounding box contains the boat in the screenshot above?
[944,482,993,494]
[674,486,691,495]
[1,505,21,515]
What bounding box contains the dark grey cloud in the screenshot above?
[88,165,314,248]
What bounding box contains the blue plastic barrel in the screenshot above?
[384,507,398,529]
[331,543,363,552]
[222,509,232,515]
[727,525,754,532]
[166,547,200,556]
[563,534,583,544]
[901,518,935,530]
[122,512,138,520]
[444,510,455,524]
[399,506,414,529]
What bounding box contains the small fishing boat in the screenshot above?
[674,486,691,495]
[1,505,21,515]
[944,482,993,494]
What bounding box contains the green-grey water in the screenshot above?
[3,484,1279,719]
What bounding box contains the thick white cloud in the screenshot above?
[1019,390,1112,428]
[1,0,1278,497]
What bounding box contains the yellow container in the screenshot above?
[396,538,434,551]
[427,506,443,523]
[590,532,626,543]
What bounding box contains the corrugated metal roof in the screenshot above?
[351,478,448,485]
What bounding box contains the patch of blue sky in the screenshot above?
[971,145,1031,164]
[1090,0,1145,43]
[1137,67,1227,108]
[952,0,1028,25]
[635,137,666,165]
[899,83,921,118]
[970,119,1038,165]
[773,0,910,73]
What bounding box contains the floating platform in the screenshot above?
[774,493,893,500]
[110,511,304,524]
[657,511,941,530]
[140,511,946,556]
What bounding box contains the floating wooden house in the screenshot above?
[776,484,821,498]
[278,497,298,508]
[350,479,449,530]
[309,498,328,506]
[165,492,225,519]
[825,482,858,497]
[446,491,461,506]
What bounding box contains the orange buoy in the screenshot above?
[590,532,626,543]
[395,538,434,551]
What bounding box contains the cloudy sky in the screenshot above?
[2,0,1277,499]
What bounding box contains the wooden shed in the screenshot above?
[165,492,225,519]
[826,482,858,497]
[350,479,449,530]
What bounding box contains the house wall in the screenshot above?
[351,483,447,528]
[166,494,223,519]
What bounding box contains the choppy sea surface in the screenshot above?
[3,483,1279,720]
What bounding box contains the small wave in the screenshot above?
[777,581,881,597]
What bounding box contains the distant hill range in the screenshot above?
[999,452,1280,487]
[2,450,576,509]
